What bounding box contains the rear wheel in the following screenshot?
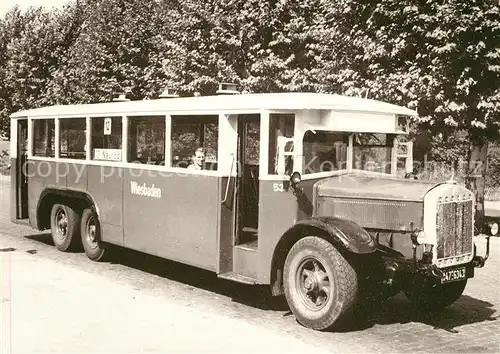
[283,236,358,331]
[50,203,81,252]
[81,208,107,261]
[403,279,467,311]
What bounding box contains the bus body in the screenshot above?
[10,92,494,331]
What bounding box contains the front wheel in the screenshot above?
[403,279,467,311]
[283,236,358,331]
[81,208,107,261]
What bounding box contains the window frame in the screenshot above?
[126,114,167,165]
[302,130,350,176]
[170,114,219,171]
[31,118,56,158]
[90,116,124,163]
[352,132,395,174]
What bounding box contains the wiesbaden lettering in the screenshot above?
[130,181,162,199]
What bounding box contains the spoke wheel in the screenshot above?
[55,209,68,241]
[284,236,358,331]
[85,215,98,249]
[50,203,81,252]
[296,258,331,311]
[81,208,107,261]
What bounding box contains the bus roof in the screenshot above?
[10,92,418,118]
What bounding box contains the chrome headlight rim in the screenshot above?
[411,230,426,245]
[488,222,499,236]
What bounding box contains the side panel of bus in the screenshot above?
[122,169,220,271]
[26,161,124,245]
[257,177,323,283]
[27,160,65,226]
[87,164,124,245]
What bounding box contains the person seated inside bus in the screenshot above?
[187,147,205,170]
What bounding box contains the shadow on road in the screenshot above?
[24,232,54,246]
[24,232,287,311]
[23,232,497,333]
[113,245,295,312]
[336,293,498,333]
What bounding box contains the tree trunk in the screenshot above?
[465,140,489,231]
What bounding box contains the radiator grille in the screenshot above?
[436,199,473,258]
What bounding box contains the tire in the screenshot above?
[81,208,107,261]
[50,203,81,252]
[283,236,358,331]
[403,279,467,311]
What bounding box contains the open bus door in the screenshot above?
[218,114,261,283]
[235,115,260,247]
[15,119,28,220]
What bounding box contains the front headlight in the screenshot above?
[411,230,426,245]
[489,222,499,236]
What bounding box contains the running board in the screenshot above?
[13,218,30,227]
[218,272,258,285]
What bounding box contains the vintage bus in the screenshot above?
[10,89,496,331]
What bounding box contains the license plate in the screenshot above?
[441,267,466,284]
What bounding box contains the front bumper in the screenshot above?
[471,234,491,268]
[411,234,490,283]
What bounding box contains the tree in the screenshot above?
[48,0,170,103]
[321,0,500,225]
[0,6,36,138]
[0,3,89,137]
[3,7,65,110]
[159,0,330,95]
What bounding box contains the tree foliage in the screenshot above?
[318,0,500,222]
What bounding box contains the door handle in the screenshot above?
[221,153,235,204]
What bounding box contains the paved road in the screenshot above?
[0,175,499,353]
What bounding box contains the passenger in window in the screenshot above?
[187,147,205,170]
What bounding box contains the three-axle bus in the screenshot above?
[10,91,494,330]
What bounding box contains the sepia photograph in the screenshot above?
[0,0,499,353]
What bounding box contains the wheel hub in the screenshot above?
[56,210,68,239]
[86,216,98,248]
[88,224,96,242]
[304,277,315,290]
[296,258,331,311]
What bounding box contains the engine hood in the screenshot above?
[316,174,439,202]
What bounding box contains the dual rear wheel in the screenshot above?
[50,203,107,261]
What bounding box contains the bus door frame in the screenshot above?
[15,118,29,219]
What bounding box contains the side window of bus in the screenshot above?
[60,118,86,159]
[171,115,218,170]
[91,117,122,162]
[303,131,349,174]
[268,113,294,175]
[33,119,55,157]
[128,116,165,165]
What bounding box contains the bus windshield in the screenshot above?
[303,130,349,174]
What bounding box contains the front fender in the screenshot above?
[292,217,377,254]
